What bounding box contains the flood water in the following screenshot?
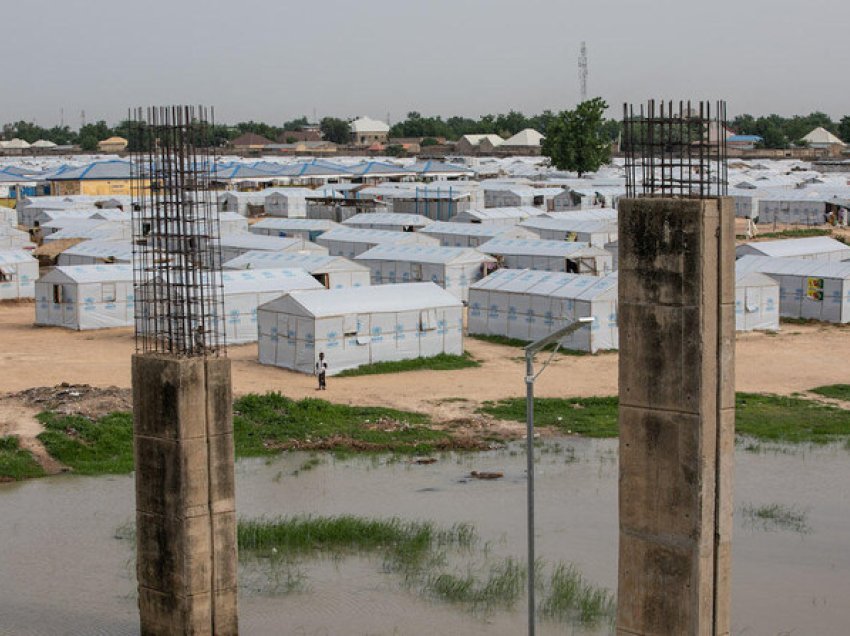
[1,439,848,635]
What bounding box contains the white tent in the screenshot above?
[257,282,464,375]
[264,189,312,218]
[355,244,496,301]
[342,213,433,232]
[316,227,439,258]
[0,249,39,299]
[219,268,324,344]
[250,218,338,242]
[478,238,613,275]
[222,251,371,289]
[44,224,132,243]
[219,211,249,235]
[450,206,545,226]
[736,237,850,262]
[0,224,30,249]
[542,208,618,222]
[218,233,328,266]
[217,189,299,217]
[520,217,618,247]
[40,218,131,238]
[57,240,133,265]
[736,255,850,323]
[468,269,618,353]
[418,221,535,248]
[735,270,780,332]
[17,196,128,227]
[502,128,544,147]
[35,264,135,330]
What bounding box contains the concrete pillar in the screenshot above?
[616,197,735,636]
[133,353,238,635]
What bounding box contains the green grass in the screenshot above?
[736,392,850,443]
[478,397,619,438]
[468,334,591,356]
[541,563,616,625]
[741,503,810,534]
[426,558,524,608]
[234,393,450,455]
[0,436,45,481]
[480,393,850,444]
[756,228,833,239]
[335,352,480,377]
[37,411,133,475]
[810,384,850,402]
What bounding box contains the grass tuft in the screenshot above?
[540,563,616,625]
[478,397,619,438]
[755,228,833,239]
[810,384,850,402]
[741,503,811,534]
[0,436,45,481]
[335,352,480,377]
[426,558,524,608]
[37,411,133,475]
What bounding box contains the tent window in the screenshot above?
[411,264,423,281]
[53,285,64,303]
[419,309,437,331]
[103,283,116,303]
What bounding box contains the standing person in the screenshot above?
[315,352,328,390]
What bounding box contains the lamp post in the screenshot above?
[523,316,595,636]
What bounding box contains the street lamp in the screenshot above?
[523,316,595,636]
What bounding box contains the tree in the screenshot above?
[542,98,611,176]
[320,117,350,144]
[78,121,113,151]
[838,116,850,143]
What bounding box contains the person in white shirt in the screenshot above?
[315,352,328,390]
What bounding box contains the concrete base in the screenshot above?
[616,198,735,636]
[133,353,238,636]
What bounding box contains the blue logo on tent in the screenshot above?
[508,306,517,321]
[372,326,383,342]
[489,305,498,319]
[327,331,339,348]
[459,272,468,287]
[431,274,439,283]
[305,333,315,349]
[83,297,95,311]
[608,312,618,326]
[735,300,743,315]
[766,298,775,310]
[287,329,296,345]
[394,324,405,341]
[251,308,257,323]
[228,309,240,325]
[375,272,383,284]
[525,309,535,324]
[470,302,481,317]
[388,271,396,283]
[544,311,554,326]
[402,272,410,282]
[270,327,279,342]
[437,319,447,335]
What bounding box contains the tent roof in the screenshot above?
[420,221,526,238]
[343,213,433,228]
[802,127,844,145]
[349,161,414,177]
[736,255,850,279]
[455,206,544,220]
[349,117,390,133]
[60,239,133,260]
[356,244,495,265]
[406,160,475,176]
[470,268,618,301]
[221,268,323,294]
[459,134,504,147]
[739,236,850,258]
[520,218,617,233]
[735,269,779,287]
[252,218,338,231]
[219,233,314,251]
[47,160,134,181]
[222,251,367,273]
[318,227,436,244]
[478,237,603,258]
[260,282,460,317]
[542,208,618,222]
[40,264,134,284]
[0,249,37,265]
[502,129,545,146]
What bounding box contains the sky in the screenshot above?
[3,0,849,127]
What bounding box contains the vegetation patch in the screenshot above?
[0,436,45,482]
[756,228,833,239]
[741,503,811,534]
[735,393,850,443]
[334,352,480,377]
[810,384,850,402]
[234,393,455,456]
[37,411,133,475]
[478,397,619,438]
[541,562,616,625]
[468,334,591,356]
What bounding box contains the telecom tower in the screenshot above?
[578,42,588,102]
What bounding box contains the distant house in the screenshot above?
[276,129,322,143]
[46,160,138,196]
[726,135,763,151]
[0,138,32,156]
[230,133,274,153]
[349,117,390,146]
[455,134,504,155]
[97,137,128,153]
[802,127,846,155]
[502,128,544,148]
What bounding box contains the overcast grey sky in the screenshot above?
[3,0,849,127]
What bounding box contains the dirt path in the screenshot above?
[0,399,65,475]
[1,304,849,423]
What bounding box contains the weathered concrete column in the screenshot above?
[616,197,735,635]
[133,353,238,635]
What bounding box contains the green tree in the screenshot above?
[839,116,850,143]
[542,98,611,176]
[78,121,113,151]
[282,116,309,131]
[320,117,350,144]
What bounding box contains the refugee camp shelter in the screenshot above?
[736,236,850,262]
[35,264,135,330]
[250,218,339,242]
[222,251,371,289]
[218,233,328,266]
[0,224,29,248]
[736,255,850,323]
[756,191,827,225]
[520,218,618,247]
[257,282,464,375]
[264,188,312,217]
[355,244,496,301]
[219,268,324,344]
[0,249,38,299]
[451,206,544,226]
[478,238,613,275]
[56,240,133,265]
[219,212,249,235]
[342,213,433,232]
[418,221,535,248]
[316,227,439,258]
[735,270,780,332]
[483,185,564,209]
[467,269,618,353]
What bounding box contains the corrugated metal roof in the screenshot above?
[739,237,850,258]
[478,238,598,257]
[261,282,460,317]
[40,264,135,283]
[223,251,367,273]
[736,255,850,279]
[470,268,617,301]
[355,244,494,265]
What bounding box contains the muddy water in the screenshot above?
[0,440,848,635]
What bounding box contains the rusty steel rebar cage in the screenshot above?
[128,105,226,357]
[623,100,728,199]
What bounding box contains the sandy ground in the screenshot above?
[2,302,849,417]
